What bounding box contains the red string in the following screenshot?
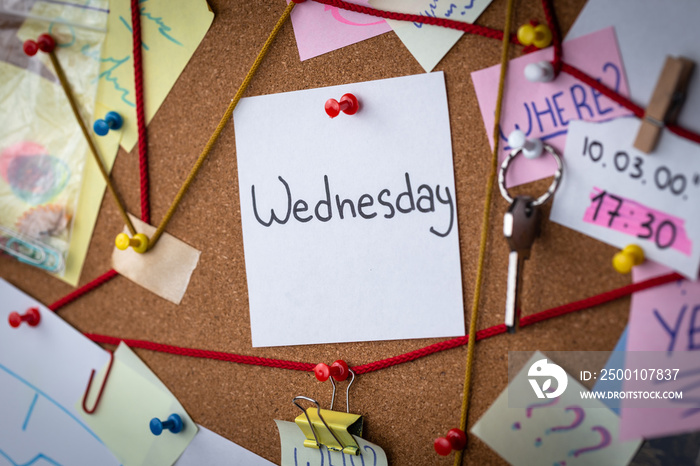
[519,271,683,327]
[84,333,317,371]
[309,0,700,145]
[43,0,696,376]
[561,63,644,118]
[562,63,700,145]
[48,269,119,312]
[131,0,150,224]
[75,272,682,374]
[540,0,562,76]
[309,0,518,44]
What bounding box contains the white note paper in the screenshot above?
[550,118,700,279]
[0,278,119,466]
[233,72,464,347]
[567,0,700,134]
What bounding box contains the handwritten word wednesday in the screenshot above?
[250,173,455,237]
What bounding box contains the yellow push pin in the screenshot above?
[115,232,149,254]
[612,244,645,274]
[517,22,552,49]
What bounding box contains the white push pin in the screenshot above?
[507,129,527,150]
[524,61,554,83]
[508,130,544,159]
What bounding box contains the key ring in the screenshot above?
[498,143,563,207]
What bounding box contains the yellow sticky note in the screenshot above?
[97,0,214,152]
[78,342,198,466]
[58,101,122,285]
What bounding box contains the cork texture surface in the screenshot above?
[0,1,637,464]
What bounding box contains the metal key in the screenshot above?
[503,196,541,333]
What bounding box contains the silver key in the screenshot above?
[503,196,540,333]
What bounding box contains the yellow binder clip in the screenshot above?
[293,369,363,455]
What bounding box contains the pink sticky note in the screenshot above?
[583,188,693,256]
[289,0,391,61]
[471,27,631,187]
[619,262,700,440]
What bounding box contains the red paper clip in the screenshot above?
[82,351,114,414]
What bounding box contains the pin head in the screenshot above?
[517,22,552,48]
[314,363,331,381]
[94,111,123,136]
[612,244,645,274]
[8,307,41,328]
[150,414,183,435]
[330,360,349,381]
[434,437,452,456]
[446,428,467,450]
[37,34,56,53]
[115,233,149,254]
[23,40,39,56]
[325,93,359,118]
[314,360,350,381]
[524,61,555,83]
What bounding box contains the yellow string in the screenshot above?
[453,0,514,464]
[148,1,296,248]
[49,52,137,236]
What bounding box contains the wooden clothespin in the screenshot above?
[634,56,694,153]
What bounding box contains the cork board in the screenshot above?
[0,0,640,464]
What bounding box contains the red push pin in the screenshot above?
[324,93,359,118]
[8,307,41,328]
[434,428,467,456]
[314,360,350,382]
[23,34,56,56]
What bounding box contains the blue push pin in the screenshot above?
[93,111,123,136]
[149,413,184,435]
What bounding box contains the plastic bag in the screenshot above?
[0,0,108,274]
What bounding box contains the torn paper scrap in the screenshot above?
[111,215,201,304]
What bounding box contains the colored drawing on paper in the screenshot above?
[324,5,385,26]
[0,142,70,206]
[0,362,113,466]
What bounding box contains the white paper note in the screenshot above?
[567,0,700,134]
[233,72,464,347]
[369,0,493,72]
[175,425,276,466]
[275,420,388,466]
[0,278,119,466]
[550,118,700,279]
